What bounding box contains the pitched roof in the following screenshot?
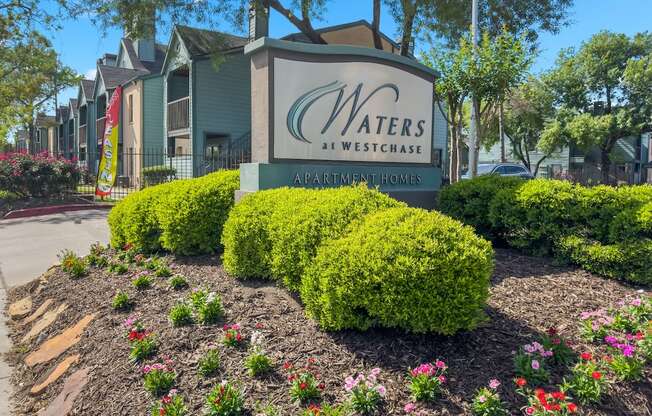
[80,79,95,101]
[35,113,57,127]
[69,99,79,116]
[97,64,147,90]
[175,25,248,57]
[282,19,401,51]
[56,106,69,123]
[121,38,168,74]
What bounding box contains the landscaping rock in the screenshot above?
[8,296,32,319]
[21,298,55,326]
[30,354,80,395]
[37,367,90,416]
[25,314,96,367]
[21,304,68,343]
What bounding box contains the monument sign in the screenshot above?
[238,38,443,207]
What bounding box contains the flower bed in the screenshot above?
[5,247,651,415]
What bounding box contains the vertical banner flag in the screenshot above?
[95,86,122,197]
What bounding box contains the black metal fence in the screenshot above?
[54,147,251,200]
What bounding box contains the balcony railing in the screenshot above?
[167,97,190,131]
[96,117,106,144]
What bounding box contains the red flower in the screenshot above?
[162,396,172,404]
[525,407,535,415]
[552,391,565,401]
[515,377,527,387]
[318,382,325,390]
[635,332,644,340]
[547,327,558,336]
[567,403,577,412]
[300,382,307,390]
[159,408,166,416]
[591,371,602,380]
[283,362,292,370]
[580,352,592,361]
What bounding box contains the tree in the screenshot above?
[1,1,78,145]
[422,39,473,182]
[466,30,530,174]
[543,31,652,184]
[497,76,557,176]
[422,0,573,51]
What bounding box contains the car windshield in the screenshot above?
[477,165,496,175]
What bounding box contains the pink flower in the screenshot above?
[404,403,416,413]
[478,395,487,403]
[488,379,501,389]
[377,385,386,396]
[531,359,540,370]
[435,360,446,369]
[631,298,642,307]
[438,375,447,383]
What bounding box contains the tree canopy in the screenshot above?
[542,31,652,183]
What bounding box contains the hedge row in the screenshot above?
[108,170,240,255]
[222,185,495,334]
[439,176,652,284]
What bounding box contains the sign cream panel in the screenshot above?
[273,57,433,164]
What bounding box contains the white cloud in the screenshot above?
[84,68,97,80]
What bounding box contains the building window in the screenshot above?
[128,94,134,123]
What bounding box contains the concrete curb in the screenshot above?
[2,204,113,220]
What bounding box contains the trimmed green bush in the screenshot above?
[608,200,652,242]
[222,185,403,290]
[438,175,524,239]
[488,179,581,255]
[221,188,313,279]
[576,185,652,242]
[556,235,652,285]
[268,185,403,291]
[142,165,177,187]
[155,170,240,255]
[108,182,175,252]
[301,207,494,334]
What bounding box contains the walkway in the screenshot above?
[0,210,109,416]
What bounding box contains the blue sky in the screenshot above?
[46,0,652,107]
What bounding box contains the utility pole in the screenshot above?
[469,0,479,177]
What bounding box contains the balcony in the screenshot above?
[167,97,190,132]
[96,116,106,144]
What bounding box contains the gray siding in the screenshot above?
[479,139,570,177]
[432,102,448,168]
[192,53,251,154]
[143,76,165,166]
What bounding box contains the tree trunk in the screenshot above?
[449,123,458,183]
[470,97,481,177]
[498,101,506,162]
[267,0,327,44]
[600,145,612,184]
[371,0,383,50]
[399,0,416,57]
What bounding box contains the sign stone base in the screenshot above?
[237,162,440,209]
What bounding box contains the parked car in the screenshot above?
[461,163,534,180]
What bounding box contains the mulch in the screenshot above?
[4,249,652,415]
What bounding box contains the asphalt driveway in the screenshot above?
[0,209,109,415]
